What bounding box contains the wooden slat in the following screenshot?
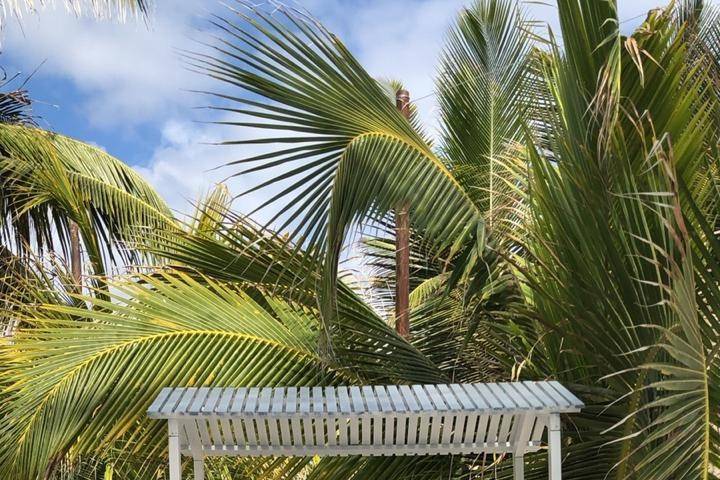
[531,416,546,442]
[273,388,289,446]
[437,385,461,411]
[219,416,234,448]
[487,383,516,409]
[299,387,311,413]
[244,389,260,447]
[449,384,474,410]
[337,387,352,413]
[497,414,513,443]
[325,387,338,413]
[189,388,210,414]
[413,386,433,445]
[216,388,235,415]
[257,388,272,414]
[498,383,529,409]
[175,388,197,416]
[507,383,544,410]
[375,386,393,446]
[336,387,351,446]
[203,389,222,415]
[400,386,419,445]
[412,385,434,411]
[474,384,503,410]
[197,418,212,447]
[299,387,314,447]
[185,419,203,453]
[148,388,172,416]
[253,416,267,447]
[548,381,583,407]
[230,388,247,414]
[462,384,490,410]
[267,389,282,446]
[285,387,297,414]
[387,386,406,411]
[313,387,325,446]
[287,388,302,447]
[425,386,445,445]
[244,388,260,415]
[325,387,338,447]
[537,382,572,408]
[523,382,555,409]
[486,414,501,445]
[160,388,185,415]
[208,417,224,448]
[425,385,448,411]
[362,386,381,446]
[272,388,285,414]
[457,384,482,445]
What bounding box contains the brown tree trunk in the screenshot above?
[69,221,82,294]
[395,89,411,338]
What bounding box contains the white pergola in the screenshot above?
[148,382,583,480]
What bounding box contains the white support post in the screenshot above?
[513,454,525,480]
[168,420,182,480]
[193,458,205,480]
[548,414,562,480]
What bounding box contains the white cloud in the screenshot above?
[133,113,288,225]
[2,0,213,127]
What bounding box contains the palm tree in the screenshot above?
[1,0,719,479]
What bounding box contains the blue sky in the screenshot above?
[2,0,679,218]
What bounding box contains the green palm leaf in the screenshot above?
[189,2,484,329]
[0,124,175,277]
[0,271,342,479]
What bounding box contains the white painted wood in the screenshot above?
[399,385,419,446]
[193,458,204,480]
[548,414,562,480]
[510,414,535,454]
[168,419,181,480]
[513,454,525,480]
[299,387,314,448]
[387,385,407,447]
[325,387,338,447]
[336,386,350,447]
[150,382,582,479]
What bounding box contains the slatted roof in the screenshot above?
[148,382,583,419]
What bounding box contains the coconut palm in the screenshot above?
[1,0,720,479]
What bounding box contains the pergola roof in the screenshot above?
[148,382,582,458]
[149,382,582,420]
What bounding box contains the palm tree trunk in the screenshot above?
[395,89,411,338]
[69,221,82,293]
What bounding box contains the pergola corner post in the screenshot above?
[168,419,182,480]
[548,413,562,480]
[193,457,205,480]
[513,454,525,480]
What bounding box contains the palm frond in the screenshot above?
[190,1,483,329]
[438,0,534,228]
[0,271,338,479]
[0,123,175,276]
